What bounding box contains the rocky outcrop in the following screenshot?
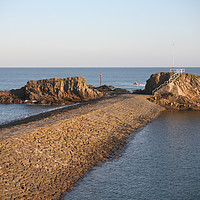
[96,85,115,91]
[88,84,132,93]
[147,73,200,110]
[145,72,173,94]
[113,88,131,93]
[89,85,131,93]
[0,77,103,104]
[0,87,26,104]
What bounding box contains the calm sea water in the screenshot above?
[0,67,199,125]
[64,111,200,200]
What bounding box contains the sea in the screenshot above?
[0,67,199,125]
[1,67,200,200]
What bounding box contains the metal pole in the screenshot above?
[172,44,175,73]
[100,72,102,86]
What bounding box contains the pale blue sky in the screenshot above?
[0,0,199,67]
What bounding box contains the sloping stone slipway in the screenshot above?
[0,94,164,199]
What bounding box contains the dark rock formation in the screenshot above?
[147,73,200,110]
[113,88,131,93]
[96,85,115,91]
[145,72,173,94]
[0,88,26,104]
[133,89,146,94]
[89,85,131,93]
[0,77,103,104]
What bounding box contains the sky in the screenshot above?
[0,0,199,67]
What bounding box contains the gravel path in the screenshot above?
[0,94,165,199]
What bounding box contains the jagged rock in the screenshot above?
[0,77,103,104]
[147,73,200,110]
[145,72,173,94]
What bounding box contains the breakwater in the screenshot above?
[0,94,165,199]
[65,111,200,200]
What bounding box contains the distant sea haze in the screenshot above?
[0,67,200,125]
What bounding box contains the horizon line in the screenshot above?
[0,65,200,68]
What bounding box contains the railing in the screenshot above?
[170,69,185,73]
[152,69,185,95]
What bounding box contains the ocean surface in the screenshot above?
[0,67,199,125]
[64,111,200,200]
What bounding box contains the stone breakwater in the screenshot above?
[0,94,165,200]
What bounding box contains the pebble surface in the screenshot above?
[0,94,165,200]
